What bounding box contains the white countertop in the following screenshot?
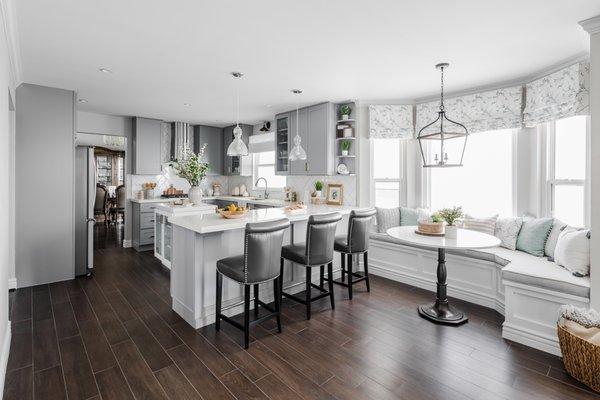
[386,226,501,250]
[129,196,288,207]
[154,202,217,216]
[169,204,356,234]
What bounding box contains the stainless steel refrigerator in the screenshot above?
[75,146,96,276]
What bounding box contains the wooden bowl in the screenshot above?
[218,209,248,219]
[417,221,444,235]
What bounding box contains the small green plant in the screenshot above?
[314,180,324,191]
[341,140,351,151]
[339,104,352,117]
[168,144,210,186]
[438,206,463,226]
[431,213,443,223]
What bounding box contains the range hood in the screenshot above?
[170,122,193,161]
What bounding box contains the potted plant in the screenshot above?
[339,104,352,120]
[438,206,463,239]
[314,180,324,198]
[417,212,444,235]
[340,140,351,156]
[168,144,210,205]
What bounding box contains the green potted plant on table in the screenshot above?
[339,104,352,120]
[169,144,210,205]
[438,206,463,239]
[314,180,324,198]
[340,140,351,156]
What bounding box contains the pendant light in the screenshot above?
[417,63,468,167]
[289,89,307,161]
[227,72,249,156]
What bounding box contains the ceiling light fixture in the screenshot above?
[289,89,307,161]
[183,103,192,107]
[99,67,113,74]
[417,63,468,167]
[78,99,88,103]
[226,72,249,157]
[259,122,270,132]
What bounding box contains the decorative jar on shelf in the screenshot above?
[188,186,203,205]
[341,150,349,156]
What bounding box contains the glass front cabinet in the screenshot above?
[154,212,172,269]
[275,113,290,175]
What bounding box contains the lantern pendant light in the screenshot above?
[417,63,468,167]
[289,89,307,161]
[227,72,249,157]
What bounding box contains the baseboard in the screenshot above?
[502,323,561,356]
[122,239,132,248]
[7,278,16,290]
[0,322,12,397]
[369,262,505,315]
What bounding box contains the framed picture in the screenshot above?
[326,183,343,205]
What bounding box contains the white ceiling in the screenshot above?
[15,0,600,126]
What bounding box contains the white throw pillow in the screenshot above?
[554,228,590,277]
[463,214,498,236]
[494,217,523,250]
[545,219,567,260]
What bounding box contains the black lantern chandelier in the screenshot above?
[417,63,468,168]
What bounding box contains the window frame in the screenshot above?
[370,138,406,208]
[544,116,590,227]
[252,151,286,191]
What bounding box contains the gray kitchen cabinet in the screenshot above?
[132,117,162,175]
[132,202,157,251]
[275,113,290,175]
[223,124,252,176]
[287,102,335,176]
[194,125,223,175]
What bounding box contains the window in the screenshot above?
[428,129,514,217]
[373,138,402,207]
[253,151,286,189]
[547,115,587,226]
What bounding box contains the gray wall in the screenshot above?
[76,111,133,243]
[16,84,75,287]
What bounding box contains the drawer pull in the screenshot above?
[149,235,155,238]
[150,220,155,222]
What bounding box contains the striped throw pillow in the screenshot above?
[463,214,498,236]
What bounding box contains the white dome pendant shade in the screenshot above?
[227,72,249,157]
[289,89,307,161]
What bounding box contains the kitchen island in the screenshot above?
[169,204,357,328]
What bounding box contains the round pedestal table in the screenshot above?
[386,226,501,325]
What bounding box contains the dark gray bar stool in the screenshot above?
[215,218,290,349]
[280,212,342,320]
[329,208,376,299]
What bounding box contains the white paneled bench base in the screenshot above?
[368,233,590,356]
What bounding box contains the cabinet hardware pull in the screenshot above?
[149,235,155,238]
[150,220,155,222]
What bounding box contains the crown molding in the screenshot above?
[0,0,22,87]
[580,15,600,35]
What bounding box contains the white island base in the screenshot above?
[170,207,353,329]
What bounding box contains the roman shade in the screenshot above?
[523,62,590,127]
[369,105,414,138]
[416,86,523,135]
[248,131,275,153]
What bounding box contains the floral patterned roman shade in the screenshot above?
[523,62,590,127]
[368,105,414,138]
[415,86,523,135]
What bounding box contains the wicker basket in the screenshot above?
[417,221,444,235]
[557,323,600,392]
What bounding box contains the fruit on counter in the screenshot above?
[220,203,246,213]
[142,182,157,190]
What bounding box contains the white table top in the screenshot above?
[386,226,501,250]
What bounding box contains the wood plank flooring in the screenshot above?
[4,245,599,399]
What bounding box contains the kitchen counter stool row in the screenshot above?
[214,208,376,348]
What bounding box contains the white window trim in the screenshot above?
[252,152,285,191]
[544,116,590,227]
[370,138,406,207]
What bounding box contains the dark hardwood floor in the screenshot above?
[4,244,599,399]
[93,220,124,250]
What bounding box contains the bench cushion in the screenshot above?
[495,247,590,298]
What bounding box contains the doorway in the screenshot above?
[93,147,125,249]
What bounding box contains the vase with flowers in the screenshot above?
[169,144,210,205]
[438,206,463,239]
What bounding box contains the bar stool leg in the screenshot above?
[279,258,284,296]
[215,272,222,331]
[306,266,312,320]
[364,251,371,292]
[341,253,346,282]
[274,277,282,333]
[244,285,251,349]
[320,265,325,289]
[327,262,335,310]
[347,254,353,300]
[253,284,259,317]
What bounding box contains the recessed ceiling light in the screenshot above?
[78,99,88,103]
[99,67,113,74]
[183,103,192,107]
[265,104,272,108]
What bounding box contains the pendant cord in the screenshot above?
[440,66,445,111]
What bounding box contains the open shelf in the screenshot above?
[337,119,356,123]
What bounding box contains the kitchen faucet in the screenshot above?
[255,177,269,199]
